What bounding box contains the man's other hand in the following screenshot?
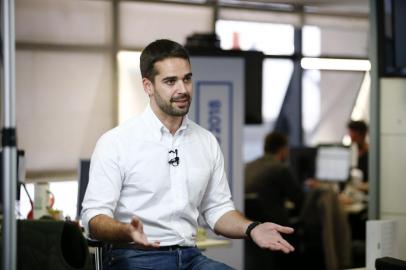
[128,216,160,249]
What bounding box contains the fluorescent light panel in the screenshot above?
[301,57,371,71]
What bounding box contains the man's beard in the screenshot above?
[154,91,191,117]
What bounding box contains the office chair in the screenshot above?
[87,238,103,270]
[12,220,93,270]
[297,188,351,270]
[376,257,406,270]
[77,159,103,270]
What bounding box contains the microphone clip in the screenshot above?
[168,149,180,167]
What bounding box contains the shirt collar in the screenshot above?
[178,115,189,133]
[142,104,189,141]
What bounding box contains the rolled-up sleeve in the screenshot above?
[81,132,123,236]
[200,137,235,229]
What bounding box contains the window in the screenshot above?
[262,59,293,122]
[216,20,294,55]
[216,20,296,161]
[19,181,78,220]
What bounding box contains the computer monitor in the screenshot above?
[315,145,351,182]
[378,0,406,77]
[76,159,90,220]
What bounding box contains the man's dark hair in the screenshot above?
[140,39,190,81]
[347,120,368,135]
[264,132,288,154]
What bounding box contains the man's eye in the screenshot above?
[166,80,176,85]
[184,77,192,83]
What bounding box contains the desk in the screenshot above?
[345,202,367,214]
[196,238,230,249]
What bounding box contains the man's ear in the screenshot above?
[142,78,154,96]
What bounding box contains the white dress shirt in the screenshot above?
[81,105,235,246]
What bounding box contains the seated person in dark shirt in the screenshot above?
[244,131,303,270]
[245,131,303,227]
[347,120,369,192]
[346,120,369,251]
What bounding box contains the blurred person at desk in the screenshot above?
[347,120,369,192]
[338,120,369,210]
[81,39,295,270]
[344,120,369,267]
[245,131,303,226]
[334,120,369,215]
[245,131,303,270]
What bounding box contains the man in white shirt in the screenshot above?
[81,39,295,270]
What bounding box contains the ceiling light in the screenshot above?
[301,57,371,71]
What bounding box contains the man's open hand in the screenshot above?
[250,222,295,254]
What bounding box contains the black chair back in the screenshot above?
[12,220,93,270]
[376,257,406,270]
[77,159,91,220]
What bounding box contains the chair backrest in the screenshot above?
[75,159,104,270]
[244,193,266,222]
[15,220,93,270]
[77,159,91,220]
[376,257,406,270]
[297,188,351,270]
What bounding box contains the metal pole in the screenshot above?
[2,0,18,269]
[368,0,380,220]
[210,0,219,33]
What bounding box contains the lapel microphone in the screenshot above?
[168,149,180,166]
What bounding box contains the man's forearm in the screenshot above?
[213,210,252,239]
[89,214,132,242]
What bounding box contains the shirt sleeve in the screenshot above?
[200,134,235,230]
[80,132,123,236]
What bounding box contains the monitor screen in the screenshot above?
[378,0,406,76]
[315,145,351,182]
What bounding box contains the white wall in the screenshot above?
[379,78,406,259]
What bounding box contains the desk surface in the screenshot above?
[196,238,230,249]
[345,202,367,214]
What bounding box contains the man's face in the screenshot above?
[144,57,193,117]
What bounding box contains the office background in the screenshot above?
[2,0,406,267]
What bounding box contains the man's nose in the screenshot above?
[176,81,188,93]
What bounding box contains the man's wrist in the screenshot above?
[245,221,261,241]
